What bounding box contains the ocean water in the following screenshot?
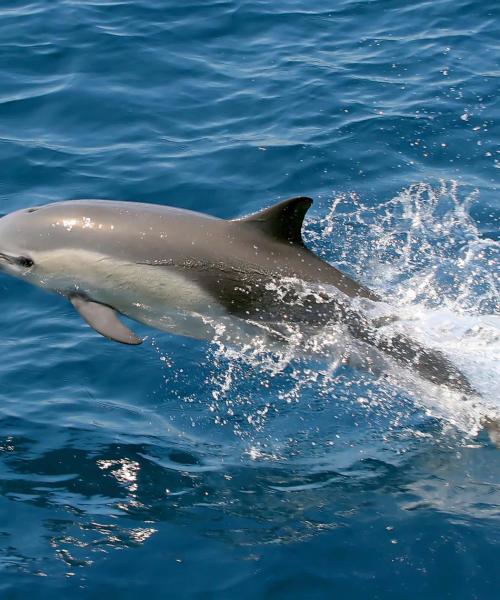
[0,0,499,598]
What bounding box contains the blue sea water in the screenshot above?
[0,0,499,597]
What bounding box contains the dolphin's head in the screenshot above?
[0,202,94,292]
[0,206,43,282]
[0,200,151,296]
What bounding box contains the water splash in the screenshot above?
[307,180,498,314]
[155,181,499,456]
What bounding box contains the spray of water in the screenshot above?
[156,181,499,455]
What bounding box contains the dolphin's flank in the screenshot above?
[0,196,474,394]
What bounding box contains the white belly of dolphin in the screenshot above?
[32,249,227,340]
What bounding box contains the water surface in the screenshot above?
[0,1,499,598]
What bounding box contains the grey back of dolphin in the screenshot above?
[0,196,474,394]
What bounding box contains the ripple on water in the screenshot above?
[0,0,499,596]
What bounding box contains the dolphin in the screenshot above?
[0,196,474,394]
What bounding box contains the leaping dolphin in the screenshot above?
[0,196,474,393]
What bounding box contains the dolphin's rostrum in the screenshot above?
[0,197,474,394]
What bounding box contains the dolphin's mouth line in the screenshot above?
[0,252,15,264]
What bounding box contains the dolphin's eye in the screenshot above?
[17,256,34,268]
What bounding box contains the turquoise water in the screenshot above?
[0,1,499,598]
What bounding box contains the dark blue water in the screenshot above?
[0,1,499,598]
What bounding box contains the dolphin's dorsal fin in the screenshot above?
[234,196,313,245]
[70,295,143,345]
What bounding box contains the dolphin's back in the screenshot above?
[18,199,225,262]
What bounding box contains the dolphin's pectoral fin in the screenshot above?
[233,196,313,246]
[69,295,143,345]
